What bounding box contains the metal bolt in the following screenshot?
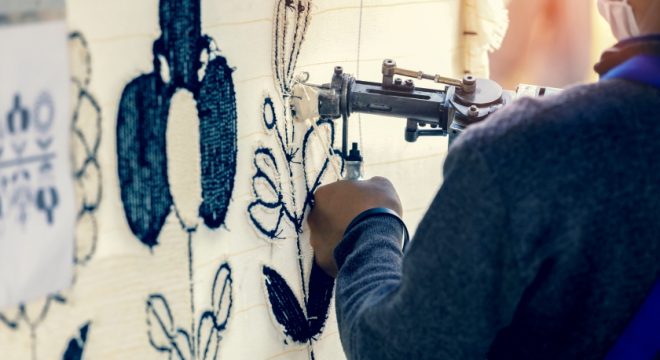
[394,78,403,85]
[463,75,476,85]
[405,79,414,87]
[334,66,343,75]
[468,105,479,117]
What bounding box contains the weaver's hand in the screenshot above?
[308,176,402,277]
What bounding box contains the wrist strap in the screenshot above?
[345,207,410,252]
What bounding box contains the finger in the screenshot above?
[307,208,318,229]
[369,176,391,185]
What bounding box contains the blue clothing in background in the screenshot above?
[602,51,660,360]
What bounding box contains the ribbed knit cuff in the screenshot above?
[334,214,405,270]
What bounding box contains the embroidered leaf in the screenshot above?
[306,262,335,336]
[211,263,233,330]
[262,97,277,130]
[61,322,91,360]
[172,328,193,360]
[263,265,309,343]
[252,148,281,205]
[197,55,237,229]
[146,294,175,352]
[302,119,341,197]
[116,73,173,247]
[273,0,313,95]
[249,148,289,239]
[197,311,219,360]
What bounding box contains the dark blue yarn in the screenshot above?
[69,31,102,266]
[146,262,233,360]
[251,95,342,346]
[61,322,91,360]
[197,56,237,229]
[263,264,334,343]
[117,74,173,247]
[116,0,237,247]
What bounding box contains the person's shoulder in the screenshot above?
[453,79,659,152]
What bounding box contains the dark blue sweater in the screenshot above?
[334,78,660,359]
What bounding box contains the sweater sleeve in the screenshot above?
[333,141,529,360]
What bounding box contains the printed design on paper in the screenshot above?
[0,30,101,360]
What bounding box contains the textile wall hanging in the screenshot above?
[0,0,503,358]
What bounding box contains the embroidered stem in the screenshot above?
[187,230,196,359]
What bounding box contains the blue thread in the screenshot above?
[248,147,292,239]
[69,31,102,267]
[116,3,238,357]
[263,263,334,343]
[263,265,310,342]
[263,98,277,130]
[61,322,91,360]
[117,73,173,247]
[250,97,343,350]
[117,0,237,247]
[0,294,67,359]
[252,6,344,352]
[146,262,233,360]
[197,55,237,229]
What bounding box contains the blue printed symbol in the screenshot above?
[34,92,55,151]
[6,94,30,156]
[10,170,32,225]
[7,95,29,134]
[116,0,237,248]
[36,186,58,224]
[33,92,54,133]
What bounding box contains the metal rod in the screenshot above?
[342,113,349,161]
[392,68,463,87]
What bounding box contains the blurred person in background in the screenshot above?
[309,0,660,359]
[490,0,593,88]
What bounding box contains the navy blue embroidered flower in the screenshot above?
[146,262,233,360]
[116,0,237,247]
[249,96,342,356]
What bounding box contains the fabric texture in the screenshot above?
[334,78,660,360]
[0,1,481,359]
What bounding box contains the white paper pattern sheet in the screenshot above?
[0,20,75,309]
[0,0,490,359]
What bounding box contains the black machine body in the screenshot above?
[308,59,559,159]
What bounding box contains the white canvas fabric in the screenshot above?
[0,0,502,358]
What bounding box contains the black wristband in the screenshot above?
[344,207,411,252]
